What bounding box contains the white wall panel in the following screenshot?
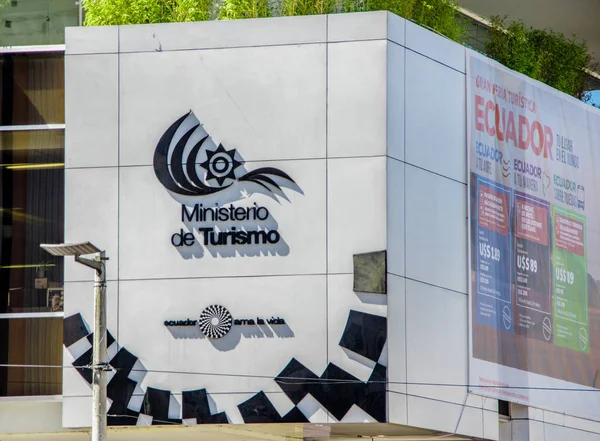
[484,407,500,440]
[404,164,467,293]
[407,395,493,439]
[327,11,401,43]
[327,157,386,274]
[0,400,64,434]
[386,158,404,276]
[387,41,405,162]
[117,275,327,393]
[386,274,406,425]
[119,15,327,53]
[327,40,387,158]
[65,54,119,168]
[119,45,326,166]
[590,109,600,137]
[387,12,406,47]
[405,50,466,183]
[405,20,465,73]
[405,279,467,405]
[65,26,119,55]
[543,424,600,441]
[63,395,92,428]
[118,159,326,280]
[64,167,119,282]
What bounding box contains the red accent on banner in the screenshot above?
[516,199,548,246]
[478,186,509,235]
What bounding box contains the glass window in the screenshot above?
[0,53,65,125]
[0,0,78,46]
[0,49,65,397]
[0,130,64,313]
[0,317,63,396]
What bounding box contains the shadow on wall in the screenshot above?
[166,323,295,351]
[179,216,291,259]
[175,175,302,259]
[154,111,304,260]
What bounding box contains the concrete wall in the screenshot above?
[64,12,391,429]
[383,15,498,440]
[0,398,63,434]
[382,13,600,441]
[61,11,600,441]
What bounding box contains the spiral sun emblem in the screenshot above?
[200,145,241,186]
[198,305,233,339]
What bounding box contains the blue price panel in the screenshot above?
[475,176,514,333]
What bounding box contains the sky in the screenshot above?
[589,90,600,108]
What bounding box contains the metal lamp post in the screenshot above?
[41,241,108,441]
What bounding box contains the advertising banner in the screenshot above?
[467,51,600,419]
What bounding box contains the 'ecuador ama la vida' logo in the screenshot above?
[153,111,302,255]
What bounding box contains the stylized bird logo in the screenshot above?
[153,111,297,196]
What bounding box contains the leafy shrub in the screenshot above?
[83,0,213,25]
[82,0,465,42]
[279,0,335,17]
[218,0,271,19]
[486,16,595,99]
[406,0,465,42]
[336,0,465,42]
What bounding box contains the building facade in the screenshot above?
[2,10,600,441]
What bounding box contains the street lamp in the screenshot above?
[41,241,108,441]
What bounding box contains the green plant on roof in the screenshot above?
[486,16,596,100]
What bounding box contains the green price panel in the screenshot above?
[552,206,588,352]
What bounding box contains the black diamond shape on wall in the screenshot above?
[314,363,362,420]
[274,358,319,405]
[64,313,89,347]
[182,388,228,424]
[86,330,116,348]
[72,347,93,384]
[107,371,137,414]
[238,391,281,423]
[356,362,386,422]
[142,387,171,423]
[107,408,139,426]
[282,406,309,422]
[339,310,387,362]
[109,348,138,376]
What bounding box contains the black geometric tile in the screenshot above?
[86,330,116,348]
[274,358,319,404]
[107,408,139,426]
[238,391,281,423]
[357,363,386,422]
[109,348,138,376]
[206,412,229,424]
[339,310,387,362]
[142,387,171,423]
[281,406,309,423]
[107,371,137,414]
[182,388,211,420]
[314,363,362,420]
[273,358,387,422]
[182,388,228,424]
[64,313,89,347]
[72,347,93,384]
